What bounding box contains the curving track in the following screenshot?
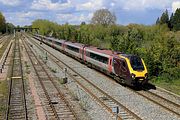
[26,34,142,120]
[22,36,77,120]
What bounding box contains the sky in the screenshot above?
[0,0,180,26]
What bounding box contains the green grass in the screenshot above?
[151,78,180,95]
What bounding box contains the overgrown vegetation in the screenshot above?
[30,9,180,94]
[0,11,15,34]
[156,8,180,31]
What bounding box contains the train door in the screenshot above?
[52,40,55,48]
[62,41,66,51]
[113,58,130,82]
[83,47,86,62]
[120,59,128,78]
[80,47,83,59]
[108,56,113,73]
[113,57,121,76]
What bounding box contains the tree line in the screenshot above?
[32,11,180,83]
[32,9,180,82]
[0,11,15,34]
[156,8,180,31]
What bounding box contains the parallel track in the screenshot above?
[0,35,7,44]
[0,36,12,120]
[134,88,180,117]
[23,36,77,120]
[28,34,142,120]
[6,35,28,120]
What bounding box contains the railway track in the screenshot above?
[0,35,7,44]
[0,34,6,40]
[90,67,180,117]
[27,34,142,120]
[86,60,180,117]
[6,35,28,120]
[22,36,77,120]
[134,87,180,117]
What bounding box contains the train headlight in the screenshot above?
[131,74,136,79]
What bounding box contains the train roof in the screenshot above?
[52,38,65,43]
[35,34,134,59]
[120,54,139,59]
[65,41,85,47]
[85,46,113,55]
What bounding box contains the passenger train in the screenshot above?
[33,34,148,86]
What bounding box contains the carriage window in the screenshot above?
[86,51,89,56]
[67,45,79,53]
[55,41,61,46]
[89,52,108,64]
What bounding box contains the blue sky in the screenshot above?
[0,0,180,26]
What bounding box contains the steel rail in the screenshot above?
[29,34,142,120]
[6,35,28,120]
[23,36,77,120]
[134,89,180,117]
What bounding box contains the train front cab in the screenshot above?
[113,55,148,86]
[125,55,148,86]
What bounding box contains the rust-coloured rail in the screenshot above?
[135,89,180,117]
[29,34,142,120]
[23,36,77,120]
[6,35,28,120]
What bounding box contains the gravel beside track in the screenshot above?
[0,35,12,59]
[29,35,180,120]
[135,89,180,116]
[28,35,143,120]
[0,35,7,44]
[20,38,38,120]
[26,35,113,120]
[0,36,14,120]
[149,87,180,105]
[23,37,78,120]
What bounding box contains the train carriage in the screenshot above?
[64,42,84,60]
[84,47,113,74]
[34,34,148,86]
[52,38,65,51]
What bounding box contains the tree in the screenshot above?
[6,23,15,33]
[91,9,116,26]
[156,17,160,25]
[81,21,86,25]
[168,13,174,30]
[0,12,6,33]
[173,8,180,31]
[160,9,169,25]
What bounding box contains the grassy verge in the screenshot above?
[151,78,180,95]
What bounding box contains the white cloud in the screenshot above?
[76,0,104,11]
[31,0,72,11]
[3,0,180,26]
[4,11,44,26]
[172,1,180,12]
[119,0,172,11]
[0,0,21,6]
[56,13,93,24]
